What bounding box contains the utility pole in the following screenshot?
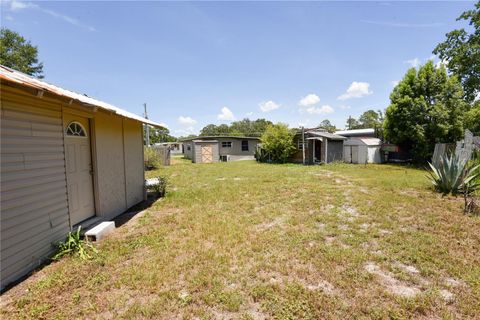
[302,126,305,165]
[143,103,150,146]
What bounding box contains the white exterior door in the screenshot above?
[344,146,352,163]
[64,116,95,225]
[351,146,359,164]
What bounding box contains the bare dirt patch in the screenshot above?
[255,216,285,232]
[364,262,421,298]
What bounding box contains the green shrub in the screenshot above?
[427,153,480,195]
[260,124,296,163]
[152,176,168,197]
[255,147,271,163]
[53,227,97,261]
[144,147,163,170]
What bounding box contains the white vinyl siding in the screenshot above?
[1,86,70,290]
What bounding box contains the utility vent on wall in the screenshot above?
[220,155,230,162]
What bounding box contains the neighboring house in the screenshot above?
[0,66,164,290]
[291,128,347,164]
[154,142,183,155]
[183,136,260,163]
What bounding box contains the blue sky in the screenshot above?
[1,1,475,136]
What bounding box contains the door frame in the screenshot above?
[62,106,98,229]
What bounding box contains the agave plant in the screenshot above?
[427,154,480,195]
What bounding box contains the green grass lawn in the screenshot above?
[2,158,479,319]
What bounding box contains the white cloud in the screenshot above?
[8,0,35,10]
[298,119,310,127]
[175,126,196,136]
[305,105,334,115]
[3,0,95,31]
[177,116,197,126]
[217,107,235,121]
[246,112,254,117]
[299,94,320,106]
[259,100,280,112]
[339,105,351,110]
[360,20,444,28]
[391,80,400,87]
[5,15,14,21]
[405,58,421,68]
[338,82,373,100]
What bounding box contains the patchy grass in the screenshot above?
[2,157,479,319]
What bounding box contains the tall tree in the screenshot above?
[318,119,336,133]
[146,127,176,145]
[346,116,361,130]
[465,102,480,135]
[433,1,480,103]
[383,61,468,161]
[0,28,43,78]
[358,110,383,129]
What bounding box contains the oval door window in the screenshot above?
[66,121,87,137]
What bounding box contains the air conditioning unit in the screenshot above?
[220,155,230,162]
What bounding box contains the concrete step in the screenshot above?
[84,221,115,242]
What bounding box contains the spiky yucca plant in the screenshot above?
[428,154,480,195]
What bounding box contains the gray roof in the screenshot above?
[306,131,347,140]
[334,128,375,137]
[192,139,218,143]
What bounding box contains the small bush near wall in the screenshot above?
[146,176,168,198]
[53,227,97,261]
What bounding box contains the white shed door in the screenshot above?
[351,146,359,164]
[64,117,95,225]
[344,146,352,163]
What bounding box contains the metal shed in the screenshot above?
[343,137,382,164]
[0,65,163,290]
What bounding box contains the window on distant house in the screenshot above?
[222,141,232,148]
[241,140,249,151]
[187,145,191,151]
[297,139,307,150]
